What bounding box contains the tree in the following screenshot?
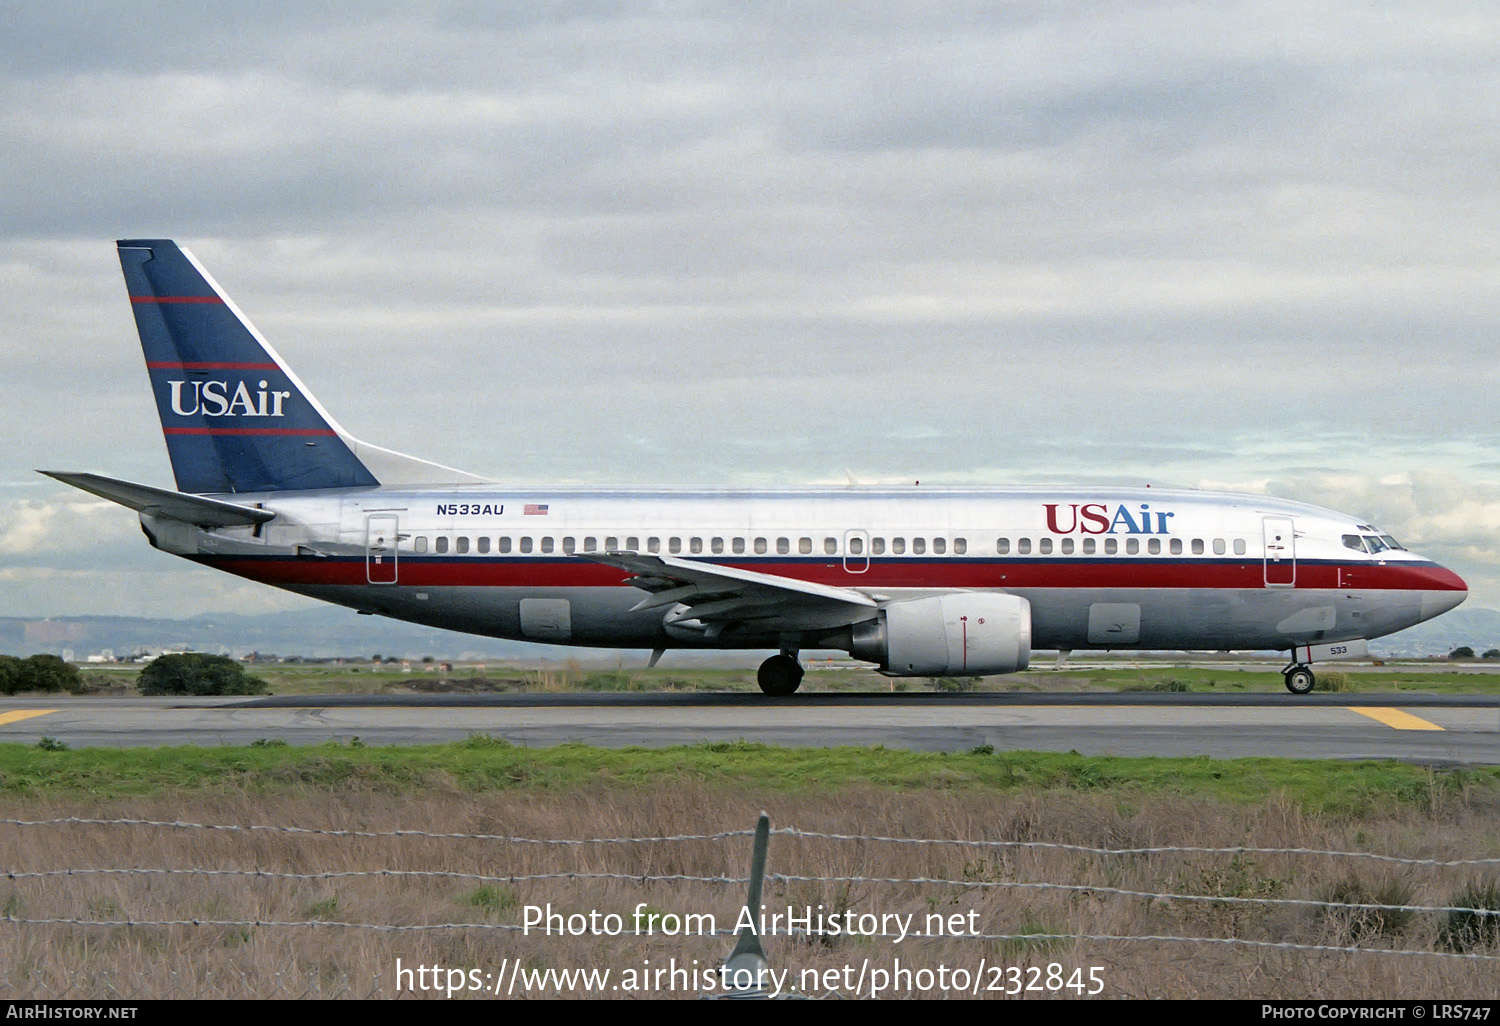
[0,655,23,695]
[2,655,84,694]
[1449,646,1476,660]
[1483,649,1500,660]
[138,653,269,696]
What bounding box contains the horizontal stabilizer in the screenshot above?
[40,471,276,528]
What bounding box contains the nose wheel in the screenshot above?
[1283,665,1316,695]
[756,654,804,696]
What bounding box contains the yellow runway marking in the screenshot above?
[1348,707,1444,731]
[0,709,57,727]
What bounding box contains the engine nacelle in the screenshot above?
[850,593,1031,676]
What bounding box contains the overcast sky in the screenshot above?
[3,2,1499,618]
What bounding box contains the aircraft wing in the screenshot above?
[39,471,276,528]
[578,551,878,634]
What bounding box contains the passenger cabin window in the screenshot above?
[1169,538,1182,555]
[647,537,660,553]
[824,537,837,555]
[1082,538,1096,555]
[933,538,946,554]
[893,537,906,554]
[1213,538,1226,555]
[913,538,926,555]
[996,538,1010,554]
[711,537,724,554]
[732,538,745,554]
[584,537,597,552]
[520,537,533,553]
[562,537,576,554]
[414,537,428,553]
[498,537,511,553]
[606,536,619,551]
[1016,538,1031,555]
[1147,538,1160,554]
[1233,538,1246,555]
[799,538,812,554]
[1037,538,1051,555]
[455,537,469,554]
[1061,538,1074,555]
[849,536,864,555]
[435,536,449,554]
[952,538,966,555]
[777,538,790,554]
[1192,539,1205,555]
[541,537,555,554]
[1126,538,1139,555]
[669,538,682,554]
[478,537,490,554]
[690,538,703,554]
[872,537,885,555]
[1104,538,1117,554]
[755,538,767,554]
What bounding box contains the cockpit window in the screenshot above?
[1342,534,1367,553]
[1350,525,1406,552]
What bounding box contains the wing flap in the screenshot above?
[580,550,877,633]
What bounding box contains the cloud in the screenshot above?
[0,496,135,558]
[3,3,1500,615]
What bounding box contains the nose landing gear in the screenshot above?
[1283,664,1316,695]
[756,652,804,696]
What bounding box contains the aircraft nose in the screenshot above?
[1420,566,1467,621]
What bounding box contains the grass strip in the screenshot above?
[3,738,1498,816]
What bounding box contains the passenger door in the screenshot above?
[365,513,399,585]
[1263,516,1296,587]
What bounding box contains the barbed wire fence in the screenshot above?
[3,814,1499,998]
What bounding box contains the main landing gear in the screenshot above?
[757,652,804,696]
[1283,664,1316,695]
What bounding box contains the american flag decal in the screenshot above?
[524,504,549,515]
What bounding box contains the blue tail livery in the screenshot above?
[118,239,380,493]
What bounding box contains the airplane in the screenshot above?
[44,239,1468,696]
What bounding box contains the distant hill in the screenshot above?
[6,604,1497,663]
[1,607,562,662]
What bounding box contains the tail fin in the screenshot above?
[118,240,482,493]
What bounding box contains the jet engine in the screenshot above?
[849,593,1031,676]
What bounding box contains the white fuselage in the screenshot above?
[143,483,1467,657]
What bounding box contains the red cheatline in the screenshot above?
[162,428,336,436]
[130,295,224,304]
[147,362,280,370]
[198,555,1461,592]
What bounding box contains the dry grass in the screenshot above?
[2,784,1498,999]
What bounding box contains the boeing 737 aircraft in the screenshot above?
[45,240,1468,695]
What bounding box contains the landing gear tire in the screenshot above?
[757,654,804,696]
[1284,666,1316,695]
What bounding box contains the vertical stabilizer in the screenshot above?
[118,239,483,493]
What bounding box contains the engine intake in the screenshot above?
[850,593,1031,676]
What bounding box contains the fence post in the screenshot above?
[717,811,773,997]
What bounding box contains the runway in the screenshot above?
[2,692,1499,763]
